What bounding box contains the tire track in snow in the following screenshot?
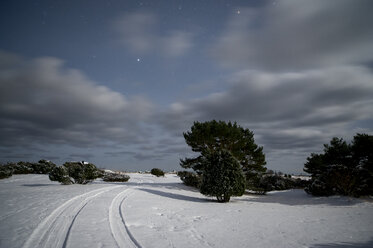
[22,185,121,248]
[109,189,142,248]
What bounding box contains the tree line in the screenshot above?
[179,120,372,202]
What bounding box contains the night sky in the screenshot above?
[1,0,372,173]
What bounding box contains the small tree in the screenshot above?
[200,149,246,202]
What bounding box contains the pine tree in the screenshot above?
[304,133,373,197]
[200,149,246,202]
[180,120,266,176]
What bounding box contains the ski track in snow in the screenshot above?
[22,185,121,248]
[109,188,141,248]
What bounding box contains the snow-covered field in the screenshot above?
[0,174,372,248]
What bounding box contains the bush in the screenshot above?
[200,149,246,202]
[245,172,268,194]
[49,162,100,185]
[0,164,13,179]
[34,160,56,174]
[49,166,72,185]
[246,173,309,194]
[151,168,165,177]
[11,162,34,174]
[102,172,130,182]
[177,171,201,188]
[1,160,56,176]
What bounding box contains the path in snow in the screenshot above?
[22,186,122,248]
[1,174,373,248]
[109,188,141,248]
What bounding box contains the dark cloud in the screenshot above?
[68,153,95,160]
[0,51,154,148]
[105,151,136,157]
[212,0,373,71]
[0,153,33,159]
[160,66,373,129]
[157,66,373,171]
[1,1,372,173]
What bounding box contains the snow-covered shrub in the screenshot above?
[102,172,130,182]
[11,162,34,174]
[177,171,201,188]
[151,168,165,177]
[49,162,100,185]
[246,172,309,194]
[33,160,56,174]
[96,168,105,178]
[64,162,100,184]
[200,149,246,202]
[0,163,13,179]
[49,166,72,185]
[2,160,56,175]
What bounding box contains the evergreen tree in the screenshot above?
[304,133,373,197]
[181,120,266,176]
[200,149,246,202]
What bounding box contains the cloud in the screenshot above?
[158,66,373,157]
[113,12,193,57]
[0,51,154,148]
[212,0,373,70]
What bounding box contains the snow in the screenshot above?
[0,174,372,248]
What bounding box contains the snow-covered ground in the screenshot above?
[0,174,372,248]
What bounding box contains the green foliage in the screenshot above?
[180,120,266,175]
[177,171,202,188]
[49,166,72,185]
[246,170,309,194]
[200,149,246,202]
[64,162,100,184]
[35,160,57,174]
[304,133,373,197]
[11,162,34,174]
[0,160,57,180]
[151,168,165,177]
[259,174,308,192]
[245,172,267,194]
[102,172,130,182]
[49,162,100,185]
[0,160,56,178]
[0,163,14,179]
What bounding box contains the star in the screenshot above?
[237,10,240,14]
[137,58,141,62]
